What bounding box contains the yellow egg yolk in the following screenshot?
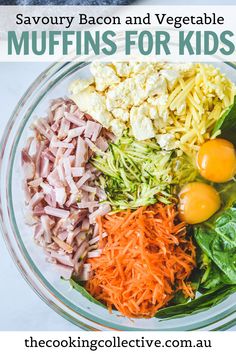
[197,138,236,183]
[178,182,221,224]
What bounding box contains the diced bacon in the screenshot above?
[51,121,60,132]
[22,179,32,204]
[65,194,77,208]
[66,175,78,195]
[41,215,53,243]
[47,168,62,188]
[40,157,50,178]
[89,203,111,224]
[77,171,92,189]
[95,136,109,152]
[55,187,67,206]
[42,148,55,163]
[87,249,102,258]
[58,118,70,139]
[53,105,65,122]
[50,99,65,112]
[84,121,101,140]
[49,253,74,267]
[65,112,86,126]
[81,217,90,231]
[71,167,84,177]
[51,138,74,149]
[33,204,45,217]
[35,141,45,178]
[57,231,68,241]
[75,137,88,167]
[85,138,104,156]
[52,236,73,253]
[34,224,44,240]
[44,206,70,219]
[63,158,72,177]
[66,127,85,141]
[57,163,65,183]
[28,177,43,188]
[63,148,74,157]
[44,188,56,208]
[53,106,65,122]
[93,223,99,237]
[78,267,91,281]
[21,149,35,180]
[40,182,52,194]
[89,232,107,246]
[22,98,111,275]
[77,201,98,209]
[73,241,88,264]
[29,192,44,209]
[81,185,96,193]
[34,118,54,140]
[73,109,85,119]
[96,187,107,201]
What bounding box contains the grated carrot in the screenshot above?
[86,204,196,318]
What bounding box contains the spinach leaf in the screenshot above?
[212,96,236,144]
[70,278,106,308]
[200,260,232,291]
[155,285,236,319]
[194,206,236,284]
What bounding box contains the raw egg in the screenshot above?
[197,138,236,183]
[178,182,221,224]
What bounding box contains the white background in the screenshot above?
[1,0,236,331]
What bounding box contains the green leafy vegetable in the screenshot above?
[155,285,236,319]
[93,135,197,210]
[200,254,232,290]
[212,96,236,144]
[194,206,236,283]
[70,279,105,308]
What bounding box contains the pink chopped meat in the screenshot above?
[44,206,70,219]
[22,149,35,180]
[75,137,88,167]
[22,98,111,279]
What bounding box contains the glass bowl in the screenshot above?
[1,61,236,331]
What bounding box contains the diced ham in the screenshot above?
[22,98,111,276]
[75,137,88,167]
[55,187,67,206]
[89,203,111,224]
[77,171,92,189]
[96,136,109,152]
[65,112,86,126]
[28,177,43,188]
[22,149,35,180]
[71,167,84,177]
[29,192,44,209]
[44,206,70,219]
[40,158,50,178]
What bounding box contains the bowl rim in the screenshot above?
[1,61,236,331]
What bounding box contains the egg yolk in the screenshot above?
[197,138,236,183]
[178,182,221,224]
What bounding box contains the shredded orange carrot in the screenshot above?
[86,204,196,318]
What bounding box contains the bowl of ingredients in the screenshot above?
[1,61,236,330]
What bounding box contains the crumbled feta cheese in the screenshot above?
[90,62,120,91]
[71,87,112,128]
[130,106,155,140]
[69,78,94,94]
[156,134,178,150]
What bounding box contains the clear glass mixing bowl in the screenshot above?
[1,61,236,331]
